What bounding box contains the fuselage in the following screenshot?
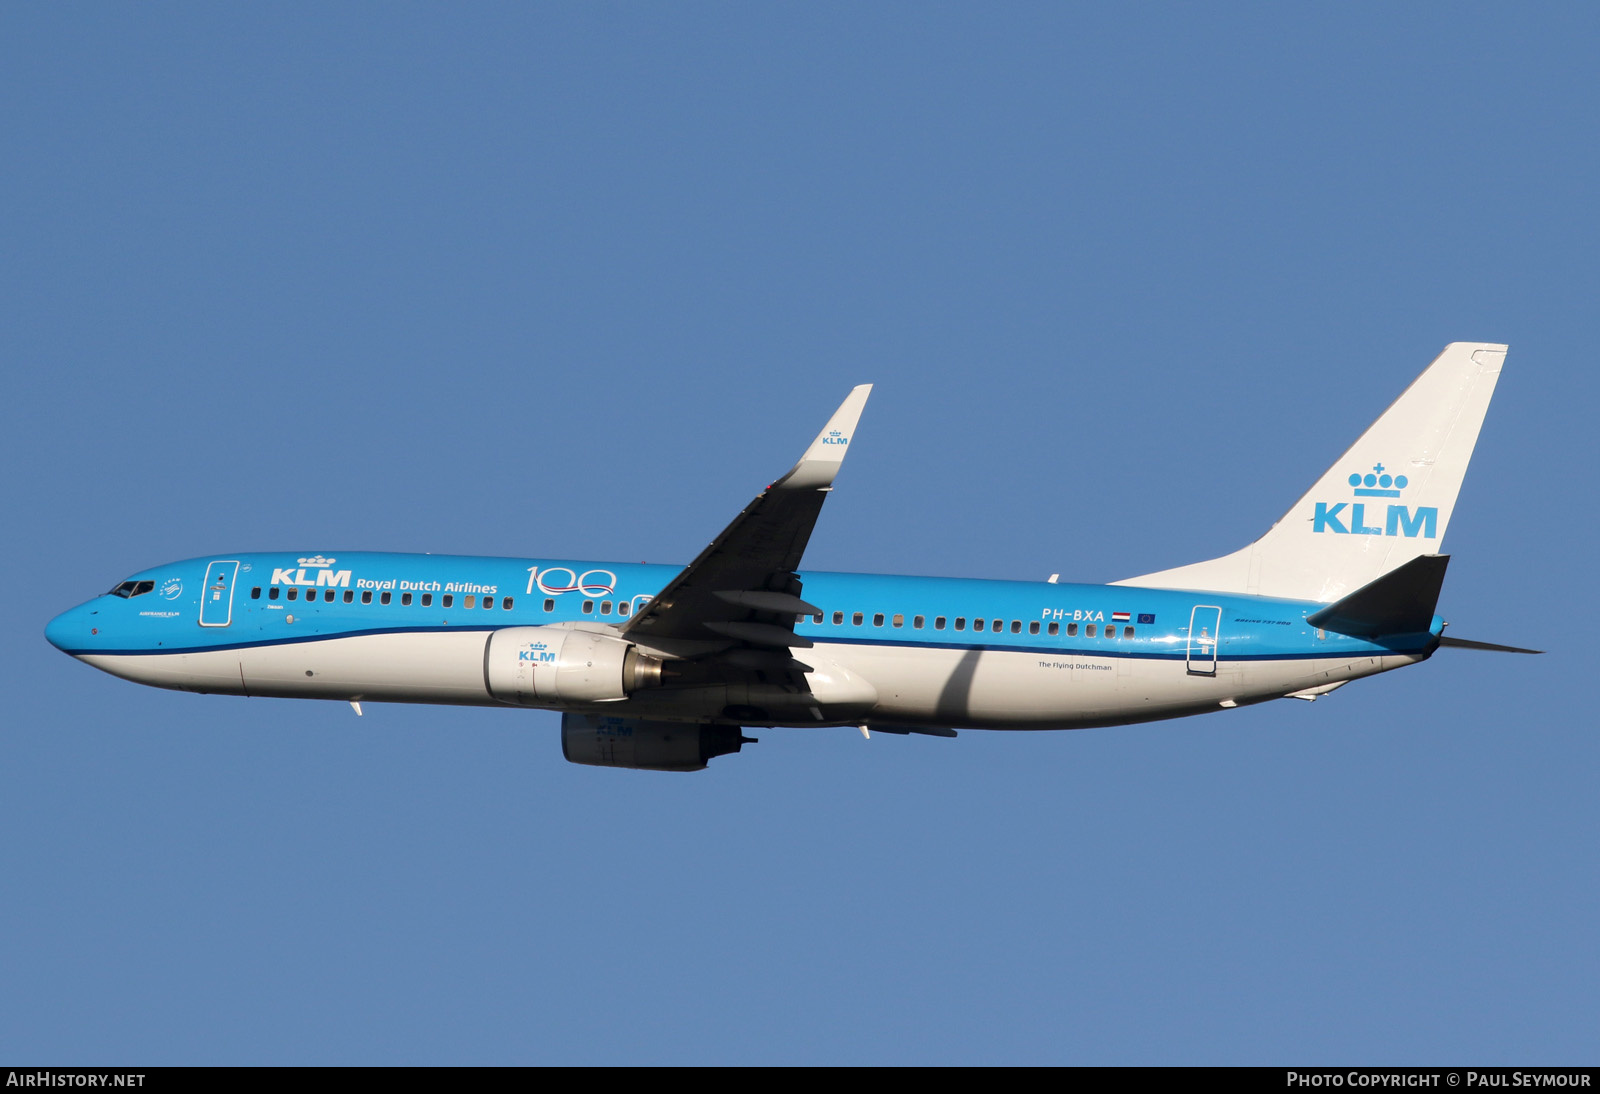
[44,551,1438,730]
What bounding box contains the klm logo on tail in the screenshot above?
[1312,463,1437,538]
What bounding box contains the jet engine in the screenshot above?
[483,626,663,705]
[560,712,751,772]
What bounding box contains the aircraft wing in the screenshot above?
[621,385,871,660]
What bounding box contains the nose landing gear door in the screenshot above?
[199,561,240,627]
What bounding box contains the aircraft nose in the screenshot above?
[45,604,91,654]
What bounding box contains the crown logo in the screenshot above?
[1347,463,1408,498]
[297,555,337,567]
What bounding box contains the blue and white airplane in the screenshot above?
[46,343,1536,770]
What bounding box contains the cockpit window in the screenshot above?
[109,580,155,598]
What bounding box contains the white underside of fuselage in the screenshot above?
[78,632,1426,731]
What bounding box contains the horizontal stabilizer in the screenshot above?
[1439,636,1544,654]
[864,723,959,738]
[1306,554,1449,637]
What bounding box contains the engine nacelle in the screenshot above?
[484,626,662,706]
[561,713,751,772]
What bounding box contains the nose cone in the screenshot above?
[45,603,92,654]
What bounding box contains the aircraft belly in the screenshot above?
[238,632,493,703]
[85,634,498,704]
[82,651,248,695]
[827,644,1129,727]
[826,644,1406,729]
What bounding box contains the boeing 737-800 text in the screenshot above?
[46,343,1535,770]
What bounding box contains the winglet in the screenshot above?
[775,384,872,490]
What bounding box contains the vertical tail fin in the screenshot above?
[1113,342,1506,603]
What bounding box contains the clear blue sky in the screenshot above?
[3,3,1595,1064]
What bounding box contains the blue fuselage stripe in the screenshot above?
[54,551,1435,661]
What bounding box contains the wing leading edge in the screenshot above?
[621,385,872,662]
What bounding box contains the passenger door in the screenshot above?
[1186,605,1222,676]
[199,561,240,627]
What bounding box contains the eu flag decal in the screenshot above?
[1137,613,1155,625]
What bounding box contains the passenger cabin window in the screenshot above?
[287,588,298,601]
[361,591,373,604]
[973,618,984,631]
[1011,620,1021,634]
[502,597,513,610]
[344,590,354,603]
[993,620,1003,633]
[250,587,261,599]
[833,612,844,625]
[381,592,392,605]
[484,597,495,610]
[269,587,280,600]
[544,598,555,612]
[852,612,863,626]
[1124,626,1135,638]
[873,613,885,627]
[465,595,476,609]
[402,593,412,606]
[600,600,611,614]
[1048,622,1059,636]
[581,599,592,613]
[1086,623,1096,637]
[1067,622,1078,636]
[955,617,966,631]
[619,601,631,616]
[934,616,946,630]
[421,593,431,607]
[1029,621,1040,635]
[892,614,903,628]
[813,612,823,624]
[442,594,453,608]
[325,589,335,602]
[913,615,924,629]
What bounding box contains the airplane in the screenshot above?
[45,342,1537,771]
